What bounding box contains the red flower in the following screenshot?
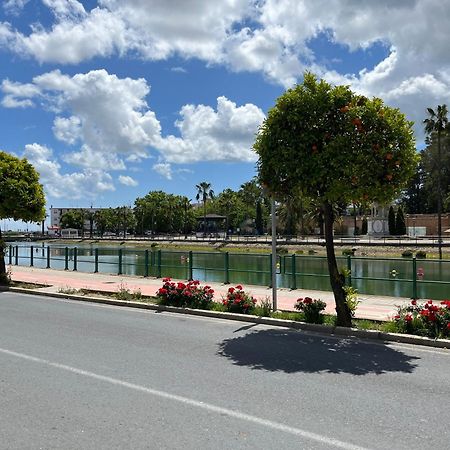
[158,288,167,295]
[447,323,450,330]
[303,297,313,304]
[394,315,400,320]
[404,315,413,322]
[411,300,417,306]
[163,277,171,282]
[427,300,433,304]
[420,309,429,317]
[228,287,235,293]
[429,313,436,322]
[236,285,243,290]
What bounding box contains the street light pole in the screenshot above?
[271,197,277,311]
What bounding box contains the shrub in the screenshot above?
[343,286,360,317]
[393,299,450,339]
[294,297,327,324]
[222,285,257,314]
[416,250,427,259]
[156,278,214,309]
[402,249,413,258]
[254,296,272,317]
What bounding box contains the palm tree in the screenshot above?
[424,104,448,259]
[196,182,215,236]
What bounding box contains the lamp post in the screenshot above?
[271,197,277,311]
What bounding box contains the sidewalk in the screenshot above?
[9,265,412,321]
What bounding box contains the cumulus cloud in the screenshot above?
[152,162,172,180]
[3,69,161,170]
[23,143,115,200]
[2,70,265,170]
[118,175,138,186]
[159,96,265,163]
[1,0,449,141]
[3,0,29,15]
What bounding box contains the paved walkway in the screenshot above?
[9,265,414,321]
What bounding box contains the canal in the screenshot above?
[6,242,450,300]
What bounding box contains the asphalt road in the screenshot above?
[0,292,449,450]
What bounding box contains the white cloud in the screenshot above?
[3,69,161,170]
[1,0,450,136]
[23,143,115,200]
[158,96,265,163]
[118,175,138,186]
[2,70,265,169]
[152,162,172,180]
[3,0,29,15]
[170,66,187,74]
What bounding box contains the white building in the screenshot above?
[50,207,105,231]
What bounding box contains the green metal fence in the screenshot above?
[6,244,450,300]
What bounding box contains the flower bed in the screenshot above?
[222,285,257,314]
[156,278,214,309]
[294,297,327,324]
[394,299,450,339]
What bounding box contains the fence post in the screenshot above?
[73,247,77,271]
[224,252,230,284]
[64,247,69,270]
[94,248,99,273]
[30,246,34,267]
[15,246,19,265]
[188,251,193,280]
[347,255,352,287]
[157,249,162,278]
[291,254,297,290]
[412,257,417,300]
[46,246,50,268]
[118,248,123,275]
[144,250,149,277]
[9,245,12,265]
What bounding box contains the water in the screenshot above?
[6,242,450,300]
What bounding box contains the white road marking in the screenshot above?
[0,347,368,450]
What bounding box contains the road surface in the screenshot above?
[0,291,449,449]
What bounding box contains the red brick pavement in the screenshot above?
[9,265,411,321]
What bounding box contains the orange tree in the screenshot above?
[0,151,46,283]
[254,73,418,326]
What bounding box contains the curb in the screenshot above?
[7,287,450,350]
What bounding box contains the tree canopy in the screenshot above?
[0,151,46,283]
[0,151,46,223]
[254,73,418,326]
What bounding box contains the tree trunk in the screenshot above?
[323,201,352,327]
[0,227,7,285]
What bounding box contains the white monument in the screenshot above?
[367,203,390,235]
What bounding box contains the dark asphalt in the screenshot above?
[0,291,449,450]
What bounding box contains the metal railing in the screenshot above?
[6,244,450,300]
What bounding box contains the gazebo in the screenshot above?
[196,214,227,237]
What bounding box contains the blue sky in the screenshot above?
[1,1,450,230]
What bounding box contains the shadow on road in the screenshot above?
[218,328,419,375]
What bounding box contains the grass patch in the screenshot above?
[10,280,51,289]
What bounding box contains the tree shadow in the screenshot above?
[218,328,419,376]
